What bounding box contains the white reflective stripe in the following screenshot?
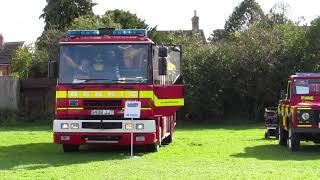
[53,119,156,133]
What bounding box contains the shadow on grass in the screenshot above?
[1,121,264,132]
[176,121,263,131]
[231,144,320,161]
[0,124,52,132]
[0,143,148,170]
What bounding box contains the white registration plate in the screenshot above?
[91,109,114,115]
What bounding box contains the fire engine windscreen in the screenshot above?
[59,44,148,83]
[294,78,320,95]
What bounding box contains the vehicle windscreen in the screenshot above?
[293,78,320,95]
[59,44,148,84]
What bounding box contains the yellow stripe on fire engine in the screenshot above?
[297,107,312,110]
[301,96,314,101]
[56,91,67,98]
[56,90,184,107]
[298,103,311,106]
[139,91,184,106]
[56,90,139,98]
[297,125,312,128]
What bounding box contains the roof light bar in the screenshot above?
[67,30,100,37]
[112,29,147,36]
[295,73,320,77]
[66,29,147,37]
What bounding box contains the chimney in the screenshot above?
[0,34,3,46]
[191,10,199,32]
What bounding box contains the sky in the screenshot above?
[0,0,320,44]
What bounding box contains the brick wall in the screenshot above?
[0,64,9,76]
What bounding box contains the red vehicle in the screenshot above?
[49,29,184,152]
[278,73,320,151]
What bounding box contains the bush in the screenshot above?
[0,110,18,125]
[0,108,53,126]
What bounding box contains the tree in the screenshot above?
[33,28,65,77]
[208,29,227,44]
[10,45,33,78]
[224,0,264,33]
[303,17,320,71]
[68,14,121,30]
[104,9,148,29]
[267,2,291,26]
[40,0,95,30]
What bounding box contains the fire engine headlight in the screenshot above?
[61,123,69,129]
[302,112,310,120]
[136,123,144,130]
[125,123,133,130]
[70,123,79,129]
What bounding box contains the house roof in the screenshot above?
[0,42,24,64]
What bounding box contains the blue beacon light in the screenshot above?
[67,29,147,37]
[112,29,147,36]
[67,30,100,37]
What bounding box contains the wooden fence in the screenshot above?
[20,78,56,114]
[0,76,19,110]
[0,77,56,114]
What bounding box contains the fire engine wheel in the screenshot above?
[146,127,161,152]
[162,133,173,144]
[264,132,270,139]
[146,142,160,152]
[288,125,300,152]
[63,144,80,152]
[278,124,287,146]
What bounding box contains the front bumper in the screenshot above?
[292,128,320,133]
[53,119,156,145]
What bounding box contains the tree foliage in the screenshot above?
[224,0,264,33]
[10,45,33,78]
[267,2,292,26]
[40,0,95,30]
[208,29,227,44]
[68,14,122,30]
[104,9,148,29]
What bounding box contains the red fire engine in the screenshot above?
[49,29,184,152]
[278,73,320,151]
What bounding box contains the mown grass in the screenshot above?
[1,122,320,179]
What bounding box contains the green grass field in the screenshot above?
[1,122,320,179]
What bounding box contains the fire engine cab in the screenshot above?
[49,29,184,152]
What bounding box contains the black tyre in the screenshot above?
[145,142,160,152]
[63,144,80,152]
[162,133,173,144]
[146,127,161,152]
[278,123,287,146]
[288,124,300,152]
[264,132,270,139]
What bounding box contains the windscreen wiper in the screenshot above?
[73,78,112,83]
[113,78,146,82]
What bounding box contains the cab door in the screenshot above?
[152,45,184,116]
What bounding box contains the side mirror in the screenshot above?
[158,45,168,57]
[158,57,167,75]
[171,46,181,52]
[48,61,57,79]
[280,89,286,99]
